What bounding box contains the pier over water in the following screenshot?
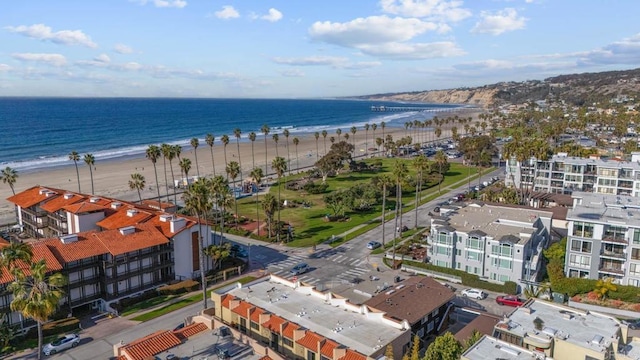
[371,105,477,113]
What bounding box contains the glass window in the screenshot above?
[250,321,259,330]
[632,248,640,260]
[572,222,594,238]
[467,251,481,261]
[569,254,591,268]
[466,237,483,250]
[283,338,293,347]
[492,257,512,269]
[570,239,592,253]
[634,229,640,245]
[491,243,513,257]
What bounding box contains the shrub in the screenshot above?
[158,279,200,295]
[303,181,329,194]
[26,318,80,339]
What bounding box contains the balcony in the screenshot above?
[22,208,47,217]
[619,182,633,189]
[601,250,626,259]
[602,235,627,244]
[598,266,625,275]
[551,174,564,180]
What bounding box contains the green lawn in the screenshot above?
[120,294,176,316]
[236,158,482,247]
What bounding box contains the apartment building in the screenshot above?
[565,192,640,285]
[505,153,640,197]
[429,203,552,288]
[212,275,454,360]
[487,299,627,360]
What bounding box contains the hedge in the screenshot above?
[111,289,159,312]
[157,279,200,295]
[27,318,80,339]
[402,260,518,295]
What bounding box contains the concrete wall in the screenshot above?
[568,299,640,319]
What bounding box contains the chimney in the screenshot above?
[170,217,186,233]
[90,197,100,203]
[64,193,74,200]
[111,202,122,209]
[126,209,138,217]
[159,214,173,222]
[119,226,136,235]
[60,234,78,244]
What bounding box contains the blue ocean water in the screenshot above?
[0,97,460,172]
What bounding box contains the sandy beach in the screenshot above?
[0,112,480,225]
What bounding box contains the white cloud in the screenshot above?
[215,5,240,19]
[359,41,465,59]
[5,24,97,48]
[261,8,283,22]
[379,0,472,22]
[0,64,11,72]
[575,33,640,66]
[272,56,348,66]
[471,8,527,35]
[12,53,67,67]
[280,69,305,77]
[342,61,382,70]
[134,0,187,8]
[114,44,134,54]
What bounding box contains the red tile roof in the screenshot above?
[140,199,176,210]
[7,186,60,208]
[250,307,266,322]
[146,214,196,237]
[91,223,169,256]
[339,349,367,360]
[258,356,273,360]
[320,339,339,358]
[231,301,253,317]
[220,294,235,308]
[63,201,107,214]
[96,206,153,230]
[40,193,85,212]
[262,314,286,332]
[121,330,181,360]
[173,322,208,340]
[0,242,63,284]
[40,232,107,263]
[296,331,322,351]
[282,322,299,339]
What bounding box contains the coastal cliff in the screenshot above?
[360,88,498,108]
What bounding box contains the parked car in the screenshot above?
[43,334,80,356]
[290,263,309,275]
[495,295,525,307]
[230,244,248,258]
[367,241,382,250]
[461,288,486,300]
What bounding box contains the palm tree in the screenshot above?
[248,132,257,171]
[283,129,291,176]
[434,150,448,193]
[262,193,277,240]
[381,122,386,153]
[205,134,216,177]
[179,158,192,181]
[321,130,328,155]
[68,151,81,192]
[271,156,287,243]
[129,173,146,202]
[377,174,394,247]
[146,145,162,209]
[202,243,231,282]
[0,240,32,279]
[9,260,65,360]
[272,133,280,157]
[211,176,232,240]
[392,160,408,260]
[364,123,370,158]
[371,123,377,156]
[250,167,264,236]
[0,167,19,195]
[190,137,200,177]
[226,161,241,230]
[413,154,429,229]
[162,144,177,203]
[293,137,300,172]
[83,154,95,194]
[314,132,320,161]
[182,178,212,310]
[336,128,342,139]
[375,138,383,157]
[220,135,230,181]
[173,144,182,162]
[261,124,270,175]
[329,136,335,145]
[233,128,243,185]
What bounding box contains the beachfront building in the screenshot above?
[565,192,640,285]
[429,203,552,289]
[213,274,455,360]
[505,153,640,196]
[486,299,627,360]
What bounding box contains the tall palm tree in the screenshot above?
[9,260,65,360]
[377,174,394,247]
[292,137,300,172]
[68,151,81,192]
[163,145,178,203]
[83,154,95,194]
[146,145,162,209]
[380,122,386,155]
[179,158,192,181]
[220,135,230,180]
[173,144,182,163]
[129,173,146,202]
[226,161,241,230]
[0,240,33,279]
[350,126,357,153]
[321,130,328,155]
[211,176,232,241]
[272,133,280,157]
[190,138,200,177]
[314,132,320,161]
[364,123,370,158]
[262,193,277,240]
[336,128,342,139]
[0,167,19,195]
[233,128,243,185]
[413,155,430,229]
[392,160,408,260]
[250,167,264,236]
[161,144,172,201]
[371,123,377,155]
[434,150,448,193]
[205,134,216,177]
[271,156,287,243]
[182,178,212,310]
[283,129,291,176]
[261,124,270,175]
[248,132,257,171]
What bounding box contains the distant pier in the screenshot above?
[371,105,477,113]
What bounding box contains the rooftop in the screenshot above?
[568,191,640,227]
[497,299,621,354]
[462,335,540,360]
[551,154,640,170]
[221,275,407,357]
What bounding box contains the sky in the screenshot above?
[1,0,639,98]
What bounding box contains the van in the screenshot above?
[290,263,309,275]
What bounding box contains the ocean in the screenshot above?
[0,97,462,173]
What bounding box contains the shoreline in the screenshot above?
[0,109,482,225]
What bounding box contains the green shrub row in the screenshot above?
[157,279,200,295]
[402,260,518,295]
[26,318,80,339]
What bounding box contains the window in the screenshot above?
[437,232,451,244]
[569,254,591,269]
[604,225,627,242]
[466,237,483,250]
[629,279,640,287]
[598,178,617,186]
[250,321,259,330]
[569,269,590,278]
[467,251,481,261]
[571,239,592,253]
[630,264,640,276]
[436,246,451,256]
[494,330,523,347]
[634,229,640,245]
[435,260,449,267]
[632,248,640,260]
[491,243,513,257]
[307,350,316,360]
[283,337,293,347]
[572,222,594,238]
[492,258,512,269]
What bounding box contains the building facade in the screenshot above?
[429,203,552,288]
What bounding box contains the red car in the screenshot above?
[495,295,525,307]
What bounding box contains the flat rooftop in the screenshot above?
[462,335,536,360]
[619,337,640,359]
[224,275,406,357]
[498,300,621,354]
[445,204,552,244]
[568,191,640,227]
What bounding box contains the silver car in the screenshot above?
[43,334,80,356]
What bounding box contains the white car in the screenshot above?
[461,288,486,300]
[43,334,80,355]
